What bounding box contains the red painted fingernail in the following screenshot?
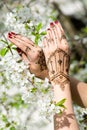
[47,28,50,30]
[9,35,12,38]
[55,20,59,24]
[8,32,16,38]
[50,22,54,26]
[16,47,22,56]
[8,32,11,35]
[8,33,12,38]
[16,47,21,53]
[10,32,16,35]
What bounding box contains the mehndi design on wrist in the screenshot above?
[47,48,70,90]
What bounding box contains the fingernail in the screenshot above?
[8,32,16,38]
[8,33,12,38]
[47,28,50,30]
[10,32,16,35]
[16,47,21,53]
[50,22,54,26]
[16,47,22,56]
[55,20,59,24]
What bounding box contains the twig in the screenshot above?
[3,1,13,13]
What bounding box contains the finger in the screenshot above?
[15,35,34,46]
[51,26,60,46]
[56,21,65,34]
[54,22,62,42]
[22,53,30,64]
[46,28,51,47]
[54,21,69,53]
[13,37,34,50]
[54,21,67,42]
[8,36,28,53]
[8,32,34,52]
[50,22,55,28]
[42,37,48,57]
[50,22,60,46]
[55,21,69,52]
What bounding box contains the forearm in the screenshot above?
[53,82,79,130]
[42,73,87,108]
[70,77,87,108]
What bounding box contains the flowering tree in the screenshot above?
[0,0,87,130]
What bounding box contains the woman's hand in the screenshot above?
[7,33,48,79]
[43,21,70,89]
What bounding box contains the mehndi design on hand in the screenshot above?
[35,50,47,71]
[47,48,70,89]
[25,47,47,71]
[43,21,70,90]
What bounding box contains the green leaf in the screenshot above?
[35,35,40,45]
[1,95,7,102]
[81,27,87,33]
[9,94,24,109]
[10,126,16,130]
[12,47,16,50]
[6,122,11,127]
[0,48,8,56]
[0,128,4,130]
[49,16,57,21]
[55,98,66,107]
[9,43,14,47]
[40,31,47,35]
[36,23,42,32]
[25,23,29,30]
[32,32,36,35]
[2,115,8,122]
[0,40,8,45]
[31,87,37,93]
[16,59,22,63]
[41,88,49,94]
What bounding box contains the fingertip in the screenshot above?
[47,28,50,30]
[50,22,54,27]
[54,20,59,24]
[8,32,12,39]
[42,37,47,48]
[10,32,16,35]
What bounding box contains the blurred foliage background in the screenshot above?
[0,0,87,130]
[0,0,87,81]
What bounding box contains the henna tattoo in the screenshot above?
[48,38,54,42]
[24,46,31,61]
[47,49,70,90]
[60,34,66,41]
[35,50,47,71]
[25,46,31,54]
[50,61,55,74]
[58,59,62,65]
[25,46,47,72]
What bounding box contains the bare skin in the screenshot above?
[8,33,48,79]
[42,21,79,130]
[7,22,87,108]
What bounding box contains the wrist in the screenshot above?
[51,74,70,88]
[36,69,49,79]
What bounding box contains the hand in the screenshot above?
[43,21,70,89]
[7,33,48,79]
